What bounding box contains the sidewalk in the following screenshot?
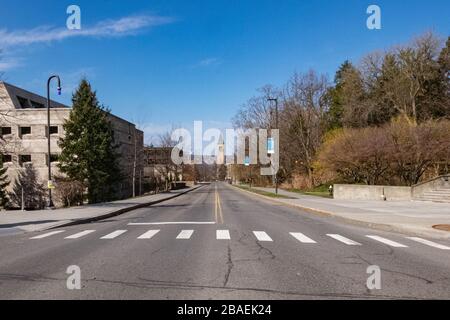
[0,186,201,235]
[237,185,450,239]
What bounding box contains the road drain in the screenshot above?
[432,225,450,232]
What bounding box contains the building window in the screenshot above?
[1,127,12,136]
[20,126,31,135]
[19,155,32,166]
[30,100,45,109]
[50,154,59,163]
[2,155,12,163]
[17,96,30,108]
[49,126,59,135]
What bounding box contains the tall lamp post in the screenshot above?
[46,75,61,209]
[267,97,278,194]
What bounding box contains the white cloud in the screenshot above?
[0,57,22,71]
[0,14,175,48]
[194,57,222,68]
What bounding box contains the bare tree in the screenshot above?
[281,70,330,187]
[317,127,391,185]
[155,129,180,191]
[232,85,281,129]
[317,119,450,186]
[387,119,450,185]
[361,33,443,124]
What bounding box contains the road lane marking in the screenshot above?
[327,234,361,246]
[406,237,450,250]
[176,230,194,239]
[214,185,219,223]
[366,235,408,248]
[30,230,65,239]
[128,222,216,226]
[137,230,160,239]
[290,232,317,244]
[214,184,224,224]
[100,230,127,239]
[253,231,273,242]
[65,230,96,239]
[217,188,224,224]
[216,230,231,240]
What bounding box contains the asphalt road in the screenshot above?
[0,182,449,299]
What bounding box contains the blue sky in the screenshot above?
[1,0,449,143]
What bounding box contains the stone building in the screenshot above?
[0,81,144,201]
[143,147,179,182]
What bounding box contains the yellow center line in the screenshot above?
[214,185,218,223]
[217,186,224,224]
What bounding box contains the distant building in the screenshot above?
[143,146,179,182]
[217,135,225,165]
[0,81,144,199]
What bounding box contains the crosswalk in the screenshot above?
[29,228,450,251]
[176,230,194,239]
[101,230,127,239]
[290,232,317,244]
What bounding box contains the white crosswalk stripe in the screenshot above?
[176,230,194,239]
[27,228,450,252]
[327,234,361,246]
[366,235,408,248]
[290,232,317,244]
[30,230,65,239]
[65,230,96,239]
[406,237,450,250]
[100,230,127,239]
[216,230,231,240]
[137,230,160,239]
[253,231,273,242]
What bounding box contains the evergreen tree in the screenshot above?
[0,157,9,208]
[9,164,45,210]
[326,61,354,130]
[58,79,121,204]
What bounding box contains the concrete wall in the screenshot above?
[334,184,412,201]
[412,175,450,199]
[382,186,412,201]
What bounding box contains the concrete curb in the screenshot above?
[49,185,203,230]
[229,184,450,240]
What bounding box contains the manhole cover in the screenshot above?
[432,225,450,232]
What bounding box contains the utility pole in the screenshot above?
[132,128,137,198]
[267,97,279,194]
[21,187,24,211]
[46,75,61,209]
[139,169,142,196]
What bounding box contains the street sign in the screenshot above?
[47,180,55,189]
[267,137,275,154]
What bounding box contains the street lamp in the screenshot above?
[46,75,61,209]
[267,97,278,195]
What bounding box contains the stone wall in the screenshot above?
[333,184,412,201]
